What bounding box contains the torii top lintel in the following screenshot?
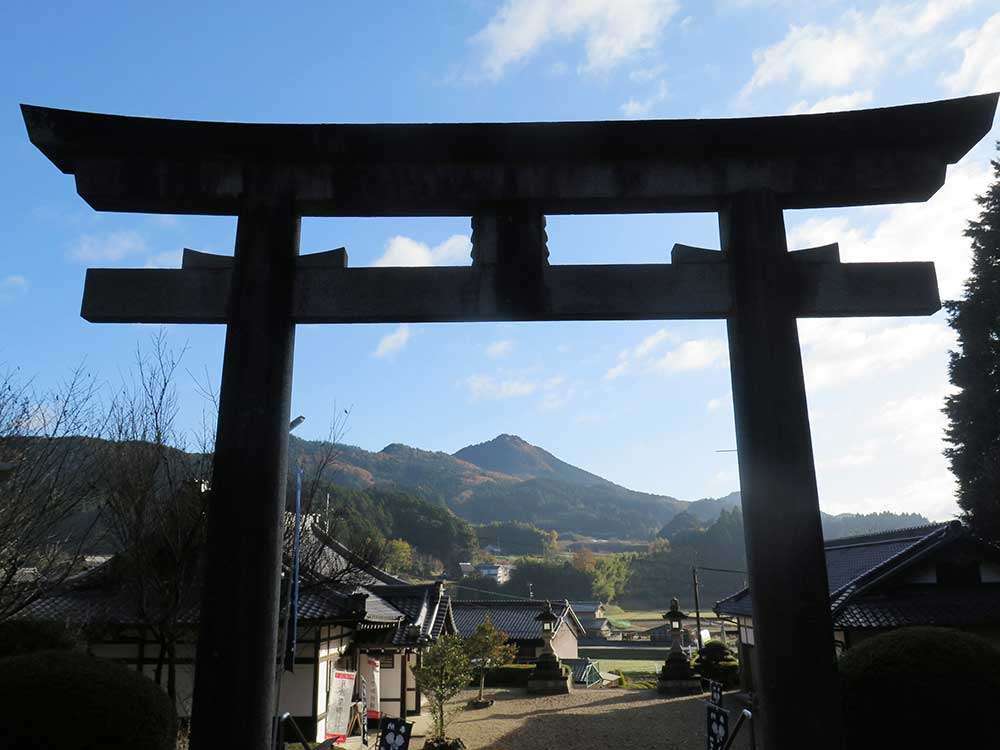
[21,94,997,218]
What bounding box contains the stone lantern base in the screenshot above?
[656,651,701,696]
[527,651,572,695]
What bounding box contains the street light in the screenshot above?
[288,415,305,432]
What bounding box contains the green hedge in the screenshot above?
[0,649,177,750]
[840,627,1000,749]
[0,620,77,660]
[694,639,740,687]
[483,664,534,687]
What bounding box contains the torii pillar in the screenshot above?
[723,189,836,745]
[20,94,997,750]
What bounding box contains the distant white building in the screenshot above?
[474,562,512,584]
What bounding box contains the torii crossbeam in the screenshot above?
[22,94,998,750]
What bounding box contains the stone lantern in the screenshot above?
[527,600,572,695]
[657,597,700,695]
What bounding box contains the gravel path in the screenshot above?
[409,688,754,750]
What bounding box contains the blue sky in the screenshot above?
[2,1,998,519]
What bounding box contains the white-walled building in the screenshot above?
[20,532,455,743]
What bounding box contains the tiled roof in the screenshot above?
[451,599,584,641]
[19,532,452,649]
[563,657,601,685]
[715,522,977,625]
[836,585,1000,629]
[351,582,455,648]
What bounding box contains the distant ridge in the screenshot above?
[289,434,929,539]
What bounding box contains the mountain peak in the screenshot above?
[454,434,607,487]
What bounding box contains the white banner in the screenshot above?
[325,669,357,742]
[365,657,382,719]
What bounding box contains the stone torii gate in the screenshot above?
[22,93,997,750]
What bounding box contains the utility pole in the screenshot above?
[692,565,703,652]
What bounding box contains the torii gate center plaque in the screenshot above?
[22,93,998,750]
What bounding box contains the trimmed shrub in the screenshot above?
[0,619,77,660]
[483,663,534,687]
[0,649,177,750]
[699,639,734,662]
[695,639,740,687]
[840,627,1000,749]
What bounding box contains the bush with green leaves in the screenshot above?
[0,649,177,750]
[413,634,474,742]
[694,639,740,687]
[0,619,77,660]
[840,627,1000,749]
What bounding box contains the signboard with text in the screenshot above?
[325,670,357,743]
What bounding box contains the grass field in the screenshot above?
[595,658,661,690]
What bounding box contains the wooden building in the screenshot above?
[716,521,1000,691]
[451,598,584,661]
[19,531,455,742]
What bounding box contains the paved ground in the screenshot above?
[407,688,754,750]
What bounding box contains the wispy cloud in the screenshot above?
[70,230,147,263]
[941,12,1000,95]
[787,89,873,115]
[471,0,679,80]
[486,340,514,359]
[653,339,727,373]
[621,80,669,117]
[461,374,538,400]
[0,275,28,303]
[374,235,470,267]
[373,325,411,358]
[738,2,974,102]
[800,319,952,391]
[604,329,726,380]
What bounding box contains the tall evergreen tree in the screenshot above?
[945,146,1000,540]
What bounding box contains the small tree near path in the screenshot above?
[412,634,473,747]
[464,616,516,706]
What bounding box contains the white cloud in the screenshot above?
[942,12,1000,95]
[0,275,28,302]
[603,328,677,380]
[471,0,679,80]
[706,396,728,413]
[739,2,974,101]
[374,235,470,267]
[800,319,953,390]
[540,376,574,410]
[373,325,411,358]
[144,250,183,269]
[70,230,147,262]
[654,338,727,373]
[486,340,514,359]
[605,330,726,379]
[628,62,667,83]
[461,374,537,400]
[621,80,669,118]
[787,89,873,115]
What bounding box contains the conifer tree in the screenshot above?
[945,146,1000,540]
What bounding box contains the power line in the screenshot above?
[446,583,539,602]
